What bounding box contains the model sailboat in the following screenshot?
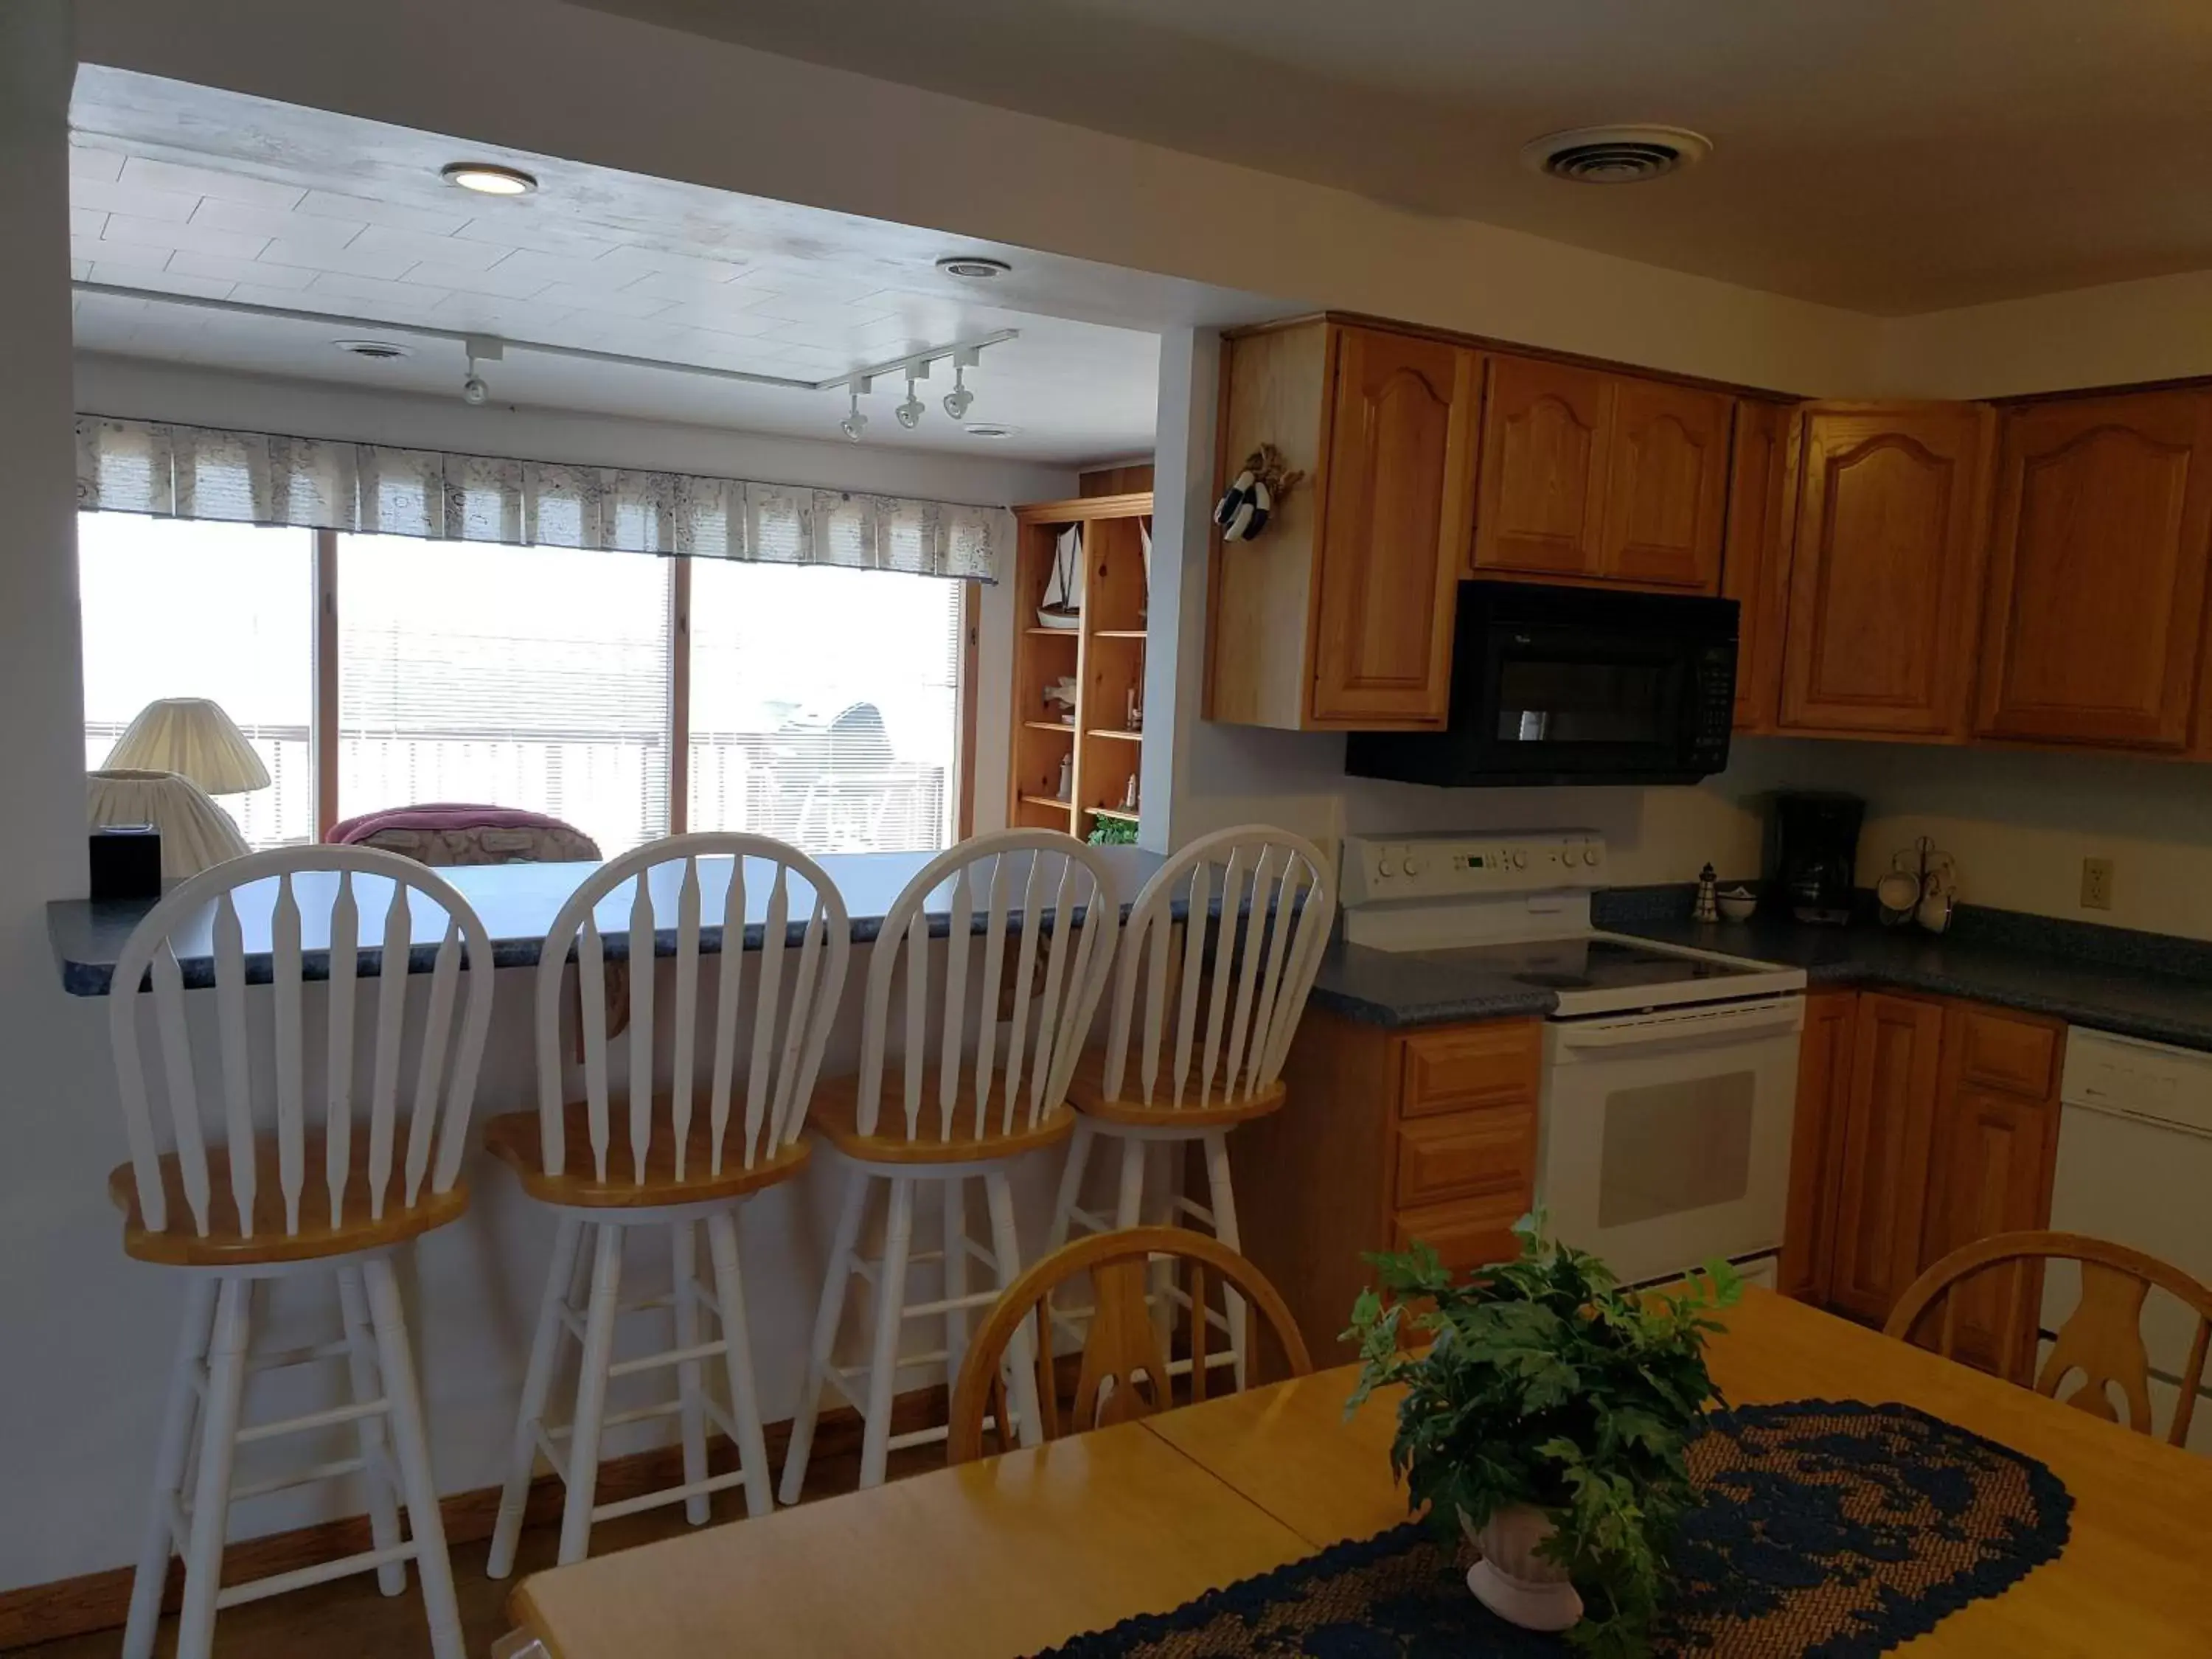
[1036,524,1084,630]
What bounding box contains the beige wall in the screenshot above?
[1878,268,2212,400]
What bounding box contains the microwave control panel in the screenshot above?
[1340,830,1607,908]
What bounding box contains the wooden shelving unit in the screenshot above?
[1006,490,1153,838]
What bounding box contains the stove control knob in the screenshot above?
[1560,845,1582,868]
[1403,854,1427,877]
[1509,849,1528,871]
[1582,841,1604,869]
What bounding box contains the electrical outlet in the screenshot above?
[2081,856,2115,911]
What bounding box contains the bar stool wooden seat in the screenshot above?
[1047,827,1334,1388]
[108,846,495,1659]
[483,834,850,1574]
[779,830,1121,1495]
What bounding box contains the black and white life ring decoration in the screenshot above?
[1214,470,1272,541]
[1214,443,1304,543]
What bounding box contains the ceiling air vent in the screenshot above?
[1520,125,1711,184]
[334,339,412,361]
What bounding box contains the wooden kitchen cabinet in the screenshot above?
[1826,992,1948,1324]
[1235,1008,1543,1368]
[1793,992,2066,1346]
[1206,318,1477,731]
[1471,357,1731,592]
[1721,398,1794,733]
[1778,990,1856,1302]
[1470,356,1611,581]
[1916,1004,2064,1377]
[1975,389,2212,753]
[1599,378,1734,590]
[1776,403,1996,740]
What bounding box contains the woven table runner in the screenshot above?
[1037,1399,2073,1658]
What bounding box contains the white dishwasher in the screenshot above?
[2045,1028,2212,1453]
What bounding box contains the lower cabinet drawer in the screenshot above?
[1391,1191,1528,1274]
[1393,1109,1533,1209]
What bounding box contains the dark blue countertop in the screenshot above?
[1311,881,2212,1052]
[1307,940,1557,1029]
[49,846,1169,997]
[1618,912,2212,1053]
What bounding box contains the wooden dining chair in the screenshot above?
[946,1226,1312,1464]
[779,830,1120,1496]
[108,846,495,1659]
[481,835,851,1573]
[1886,1229,2212,1446]
[1047,827,1333,1388]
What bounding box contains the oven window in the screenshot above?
[1495,660,1670,744]
[1596,1071,1755,1228]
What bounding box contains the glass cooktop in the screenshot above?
[1422,935,1768,993]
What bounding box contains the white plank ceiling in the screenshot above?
[65,69,1273,463]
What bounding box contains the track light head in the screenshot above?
[942,355,976,420]
[840,385,868,442]
[896,369,926,430]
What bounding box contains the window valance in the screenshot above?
[74,415,1006,582]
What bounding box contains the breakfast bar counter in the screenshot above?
[46,845,1169,995]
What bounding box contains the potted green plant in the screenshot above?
[1346,1214,1740,1658]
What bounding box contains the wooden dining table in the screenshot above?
[507,1289,2212,1657]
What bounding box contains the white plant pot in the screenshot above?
[1460,1505,1585,1632]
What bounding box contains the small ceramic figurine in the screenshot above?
[1693,863,1719,923]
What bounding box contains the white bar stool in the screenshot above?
[1047,826,1335,1386]
[109,846,495,1659]
[482,834,851,1572]
[779,830,1121,1495]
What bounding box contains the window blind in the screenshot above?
[76,415,1009,582]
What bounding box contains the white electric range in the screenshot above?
[1342,830,1806,1288]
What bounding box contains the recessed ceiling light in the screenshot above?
[964,423,1020,440]
[440,161,538,197]
[936,255,1012,281]
[1519,125,1711,184]
[334,339,412,361]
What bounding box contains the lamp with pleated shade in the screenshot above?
[102,698,271,795]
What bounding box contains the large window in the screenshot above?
[77,512,970,860]
[337,536,673,858]
[78,515,316,847]
[690,563,961,852]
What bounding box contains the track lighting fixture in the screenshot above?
[460,335,502,407]
[895,363,927,430]
[840,383,869,442]
[942,347,979,421]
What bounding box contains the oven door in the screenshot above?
[1538,997,1802,1287]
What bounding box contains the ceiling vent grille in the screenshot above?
[1520,125,1711,184]
[334,339,412,360]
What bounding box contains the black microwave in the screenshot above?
[1345,580,1738,787]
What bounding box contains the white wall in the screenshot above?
[74,354,1079,841]
[0,0,150,1598]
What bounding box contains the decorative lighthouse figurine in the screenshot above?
[1693,863,1720,923]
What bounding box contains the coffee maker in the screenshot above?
[1766,792,1863,925]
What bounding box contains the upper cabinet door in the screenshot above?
[1599,381,1732,591]
[1307,327,1479,727]
[1722,400,1793,731]
[1471,357,1611,580]
[1975,392,2212,752]
[1778,404,1995,739]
